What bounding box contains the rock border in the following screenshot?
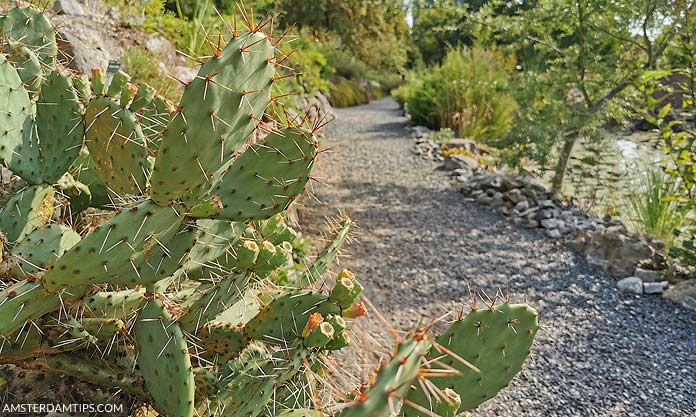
[410,123,696,310]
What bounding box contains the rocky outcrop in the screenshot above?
[47,0,188,79]
[663,279,696,310]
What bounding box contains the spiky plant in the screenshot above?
[0,5,539,417]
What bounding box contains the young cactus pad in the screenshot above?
[404,303,539,415]
[150,31,275,205]
[134,297,195,417]
[0,184,54,242]
[0,56,39,183]
[36,71,85,183]
[190,126,318,221]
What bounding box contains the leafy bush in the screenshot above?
[327,77,370,108]
[123,46,180,101]
[426,128,455,144]
[399,47,518,142]
[286,35,330,95]
[323,48,369,80]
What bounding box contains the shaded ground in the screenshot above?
[299,98,696,417]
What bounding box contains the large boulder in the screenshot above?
[52,0,85,16]
[585,227,665,278]
[663,279,696,311]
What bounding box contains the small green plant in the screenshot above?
[620,164,687,244]
[328,77,370,108]
[123,46,180,101]
[426,127,455,144]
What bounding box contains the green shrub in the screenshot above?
[426,128,455,144]
[399,47,518,142]
[123,46,180,101]
[327,77,370,108]
[620,164,687,244]
[287,35,330,95]
[323,48,369,80]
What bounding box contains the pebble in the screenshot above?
[643,281,669,295]
[618,277,644,294]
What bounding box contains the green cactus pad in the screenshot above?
[298,217,352,287]
[81,317,125,342]
[178,271,255,331]
[0,280,85,337]
[84,288,146,319]
[39,354,147,400]
[42,200,184,291]
[150,31,275,205]
[245,291,338,344]
[0,184,54,242]
[36,70,85,182]
[215,292,262,325]
[107,70,131,97]
[70,148,112,208]
[0,6,57,67]
[9,224,81,278]
[404,304,539,415]
[0,56,40,184]
[0,323,44,361]
[85,96,149,196]
[338,338,430,417]
[72,74,91,101]
[217,345,278,417]
[174,219,245,280]
[190,127,318,221]
[134,297,195,417]
[5,41,42,95]
[197,321,245,361]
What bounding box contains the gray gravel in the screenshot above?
[300,98,696,417]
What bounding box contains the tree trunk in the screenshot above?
[551,133,579,195]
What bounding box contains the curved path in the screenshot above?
[300,98,696,417]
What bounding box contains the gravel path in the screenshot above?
[300,98,696,417]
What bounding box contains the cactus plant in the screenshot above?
[0,5,539,417]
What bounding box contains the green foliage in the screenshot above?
[411,0,474,65]
[426,128,456,145]
[620,165,687,244]
[465,0,680,193]
[123,46,180,101]
[328,77,370,108]
[283,34,330,95]
[635,68,696,264]
[277,0,409,72]
[400,47,517,141]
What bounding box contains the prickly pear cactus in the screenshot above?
[0,6,538,417]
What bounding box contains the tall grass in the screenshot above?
[621,165,688,243]
[396,47,518,142]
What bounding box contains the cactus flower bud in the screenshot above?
[302,312,324,337]
[342,301,368,319]
[90,68,106,95]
